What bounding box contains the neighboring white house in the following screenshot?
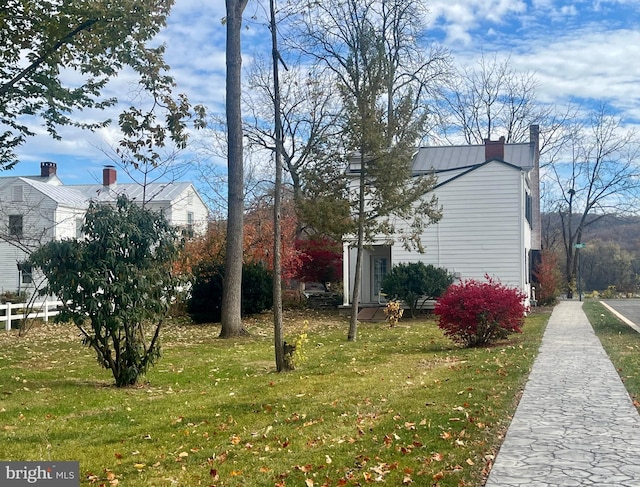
[343,125,541,308]
[0,163,209,296]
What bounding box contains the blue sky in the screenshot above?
[7,0,640,191]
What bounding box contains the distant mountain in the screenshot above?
[542,213,640,252]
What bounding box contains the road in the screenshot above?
[602,299,640,331]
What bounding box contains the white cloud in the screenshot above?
[428,0,528,45]
[512,28,640,116]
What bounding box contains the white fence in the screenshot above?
[0,300,65,331]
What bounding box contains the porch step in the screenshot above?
[357,307,387,322]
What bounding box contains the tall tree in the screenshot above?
[268,0,291,371]
[220,0,249,337]
[297,0,446,341]
[0,0,193,170]
[546,104,640,296]
[244,58,345,240]
[438,53,542,144]
[436,52,575,158]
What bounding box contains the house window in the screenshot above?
[12,185,23,202]
[22,264,32,284]
[525,193,532,227]
[9,215,23,237]
[183,212,194,238]
[17,262,32,284]
[372,256,388,303]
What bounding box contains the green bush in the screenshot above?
[188,262,273,323]
[381,262,454,317]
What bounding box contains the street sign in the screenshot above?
[574,243,586,249]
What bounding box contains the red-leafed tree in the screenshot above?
[244,198,301,282]
[177,202,301,283]
[532,249,562,306]
[295,237,343,291]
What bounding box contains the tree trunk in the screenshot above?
[220,0,249,338]
[269,0,291,371]
[348,151,367,341]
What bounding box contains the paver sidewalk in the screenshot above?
[485,301,640,487]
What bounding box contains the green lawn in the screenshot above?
[0,309,549,486]
[583,301,640,411]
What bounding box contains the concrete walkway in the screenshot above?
[485,301,640,487]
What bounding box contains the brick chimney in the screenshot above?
[484,136,506,161]
[40,161,57,177]
[529,125,541,250]
[103,165,117,186]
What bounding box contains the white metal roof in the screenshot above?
[20,178,89,208]
[70,181,193,204]
[412,142,535,173]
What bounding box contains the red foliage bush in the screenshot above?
[294,237,342,289]
[532,249,562,306]
[434,276,528,347]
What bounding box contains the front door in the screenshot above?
[371,256,388,303]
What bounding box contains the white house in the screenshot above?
[343,125,541,309]
[0,163,209,296]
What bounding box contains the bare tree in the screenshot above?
[295,0,447,341]
[267,0,292,371]
[436,52,578,160]
[220,0,250,338]
[244,59,344,238]
[545,104,640,296]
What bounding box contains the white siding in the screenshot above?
[0,174,210,296]
[0,242,27,293]
[0,182,56,295]
[390,162,528,291]
[54,206,84,240]
[164,185,209,236]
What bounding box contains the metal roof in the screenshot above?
[21,178,89,208]
[70,181,193,204]
[0,175,194,208]
[412,142,535,174]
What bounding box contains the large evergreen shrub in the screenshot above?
[29,196,182,387]
[188,262,273,323]
[381,262,454,317]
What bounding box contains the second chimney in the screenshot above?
[40,161,57,178]
[484,136,506,161]
[103,165,117,186]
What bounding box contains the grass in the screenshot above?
[583,300,640,411]
[0,309,549,486]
